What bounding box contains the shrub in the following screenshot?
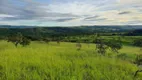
[133,39,142,47]
[20,37,31,47]
[43,38,50,43]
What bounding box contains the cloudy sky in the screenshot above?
[0,0,142,26]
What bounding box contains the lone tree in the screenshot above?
[7,32,23,47]
[106,38,122,53]
[7,32,31,47]
[94,35,108,55]
[94,35,122,55]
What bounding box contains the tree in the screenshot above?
[94,35,122,55]
[7,32,31,47]
[106,38,122,53]
[7,32,23,47]
[94,35,108,55]
[133,39,142,51]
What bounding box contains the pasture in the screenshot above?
[0,40,142,80]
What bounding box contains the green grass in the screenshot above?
[0,40,142,80]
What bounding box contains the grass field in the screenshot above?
[0,40,142,80]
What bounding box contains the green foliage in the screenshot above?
[20,37,31,47]
[94,38,108,55]
[117,53,136,62]
[7,32,23,47]
[134,54,142,77]
[94,34,107,55]
[135,54,142,66]
[133,39,142,47]
[94,36,123,55]
[43,38,50,43]
[7,32,31,47]
[76,43,82,50]
[106,38,122,53]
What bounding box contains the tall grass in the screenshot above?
[0,40,141,80]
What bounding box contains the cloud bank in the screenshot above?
[0,0,142,26]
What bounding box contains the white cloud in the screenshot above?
[0,0,142,26]
[117,0,142,4]
[48,2,97,16]
[0,14,15,17]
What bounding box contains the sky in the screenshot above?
[0,0,142,26]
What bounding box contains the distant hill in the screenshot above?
[0,25,142,39]
[0,25,142,29]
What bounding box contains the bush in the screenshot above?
[117,53,136,62]
[43,38,50,43]
[133,39,142,47]
[20,37,31,47]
